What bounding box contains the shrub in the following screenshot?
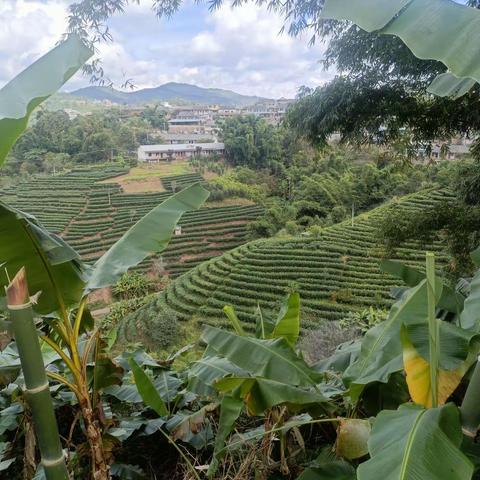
[339,307,388,334]
[113,272,153,300]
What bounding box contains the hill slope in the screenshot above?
[1,166,262,277]
[118,188,455,344]
[70,82,267,107]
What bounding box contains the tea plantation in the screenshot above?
[118,188,455,340]
[1,166,262,277]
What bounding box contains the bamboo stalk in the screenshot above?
[426,252,439,408]
[461,357,480,437]
[5,268,68,480]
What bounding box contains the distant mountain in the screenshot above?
[70,82,268,107]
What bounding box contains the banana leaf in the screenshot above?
[128,358,168,417]
[0,203,86,314]
[202,326,321,386]
[86,183,209,290]
[321,0,480,98]
[402,325,478,408]
[380,259,464,313]
[357,403,473,480]
[207,395,244,477]
[0,35,92,166]
[222,305,246,336]
[214,376,328,415]
[460,268,480,330]
[187,355,247,396]
[344,280,432,400]
[272,292,301,346]
[426,72,477,99]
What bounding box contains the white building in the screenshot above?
[138,143,225,162]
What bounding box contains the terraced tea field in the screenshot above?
[1,165,262,277]
[118,188,455,340]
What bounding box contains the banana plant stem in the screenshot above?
[426,252,439,408]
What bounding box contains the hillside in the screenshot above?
[1,165,262,278]
[70,82,267,107]
[118,188,455,343]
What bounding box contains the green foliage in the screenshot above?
[339,307,388,334]
[221,116,285,171]
[113,272,154,300]
[378,199,480,275]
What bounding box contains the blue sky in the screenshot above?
[0,0,334,98]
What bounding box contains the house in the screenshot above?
[138,143,225,162]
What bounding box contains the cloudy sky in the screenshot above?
[0,0,335,98]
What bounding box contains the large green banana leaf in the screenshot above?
[321,0,480,98]
[187,355,247,396]
[344,280,432,399]
[86,183,209,290]
[0,35,92,165]
[202,326,321,386]
[214,376,328,415]
[0,203,86,314]
[460,268,480,330]
[357,403,473,480]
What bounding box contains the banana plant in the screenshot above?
[321,0,480,99]
[0,182,208,479]
[0,34,93,480]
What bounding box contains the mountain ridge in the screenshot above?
[70,82,269,107]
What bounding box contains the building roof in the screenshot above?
[160,133,216,142]
[139,143,224,153]
[168,118,204,124]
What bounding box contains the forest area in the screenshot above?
[0,0,480,480]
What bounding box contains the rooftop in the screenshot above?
[139,142,224,152]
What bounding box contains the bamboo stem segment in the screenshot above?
[5,268,68,480]
[426,252,439,408]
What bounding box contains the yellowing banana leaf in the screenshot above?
[214,376,328,416]
[272,292,301,346]
[401,325,476,408]
[86,183,209,290]
[202,326,321,386]
[0,203,86,314]
[322,0,480,98]
[357,403,473,480]
[0,35,92,165]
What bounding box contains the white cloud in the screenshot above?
[0,0,334,98]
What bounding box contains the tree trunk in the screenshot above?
[78,391,110,480]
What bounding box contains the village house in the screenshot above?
[138,143,225,162]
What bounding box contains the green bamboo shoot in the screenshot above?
[5,268,68,480]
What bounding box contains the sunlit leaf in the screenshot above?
[0,35,92,166]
